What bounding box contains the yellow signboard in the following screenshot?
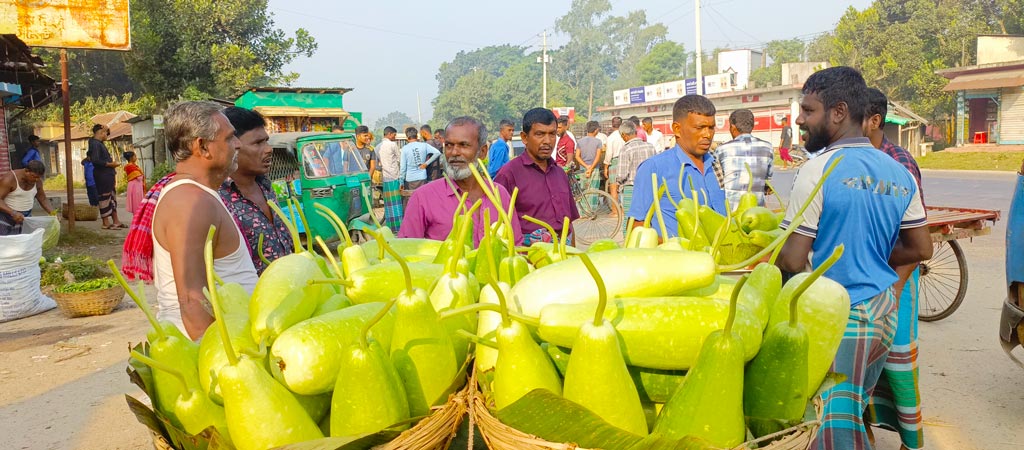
[0,0,130,50]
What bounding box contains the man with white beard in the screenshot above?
[398,116,524,246]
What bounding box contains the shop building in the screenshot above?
[938,35,1024,146]
[233,87,363,134]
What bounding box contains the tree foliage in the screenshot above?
[749,39,805,88]
[24,93,157,126]
[635,42,687,86]
[373,111,417,131]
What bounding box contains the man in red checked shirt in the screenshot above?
[555,116,575,170]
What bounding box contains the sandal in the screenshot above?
[114,223,128,229]
[101,224,115,230]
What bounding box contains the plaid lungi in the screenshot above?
[867,268,923,449]
[523,227,574,246]
[812,289,898,450]
[619,185,634,239]
[578,169,603,210]
[382,179,404,232]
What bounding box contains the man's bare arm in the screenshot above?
[0,173,16,216]
[34,179,52,214]
[776,232,814,275]
[889,225,933,268]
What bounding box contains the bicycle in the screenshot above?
[569,168,623,245]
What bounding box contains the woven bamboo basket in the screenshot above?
[49,285,125,318]
[61,202,99,221]
[470,376,824,450]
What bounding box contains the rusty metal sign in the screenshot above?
[0,0,130,50]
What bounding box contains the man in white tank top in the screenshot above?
[0,160,53,235]
[152,101,258,339]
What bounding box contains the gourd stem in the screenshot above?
[625,217,636,243]
[309,278,353,287]
[789,245,845,327]
[204,225,238,366]
[370,230,412,293]
[108,260,165,339]
[651,173,670,240]
[726,274,749,336]
[361,188,384,230]
[268,200,302,254]
[710,197,732,262]
[643,196,656,228]
[469,162,515,236]
[688,185,701,251]
[314,211,346,248]
[290,196,315,253]
[522,215,558,244]
[484,227,511,328]
[719,216,805,272]
[130,350,189,391]
[315,236,345,281]
[361,298,396,349]
[313,203,353,247]
[745,163,753,194]
[663,176,679,209]
[449,199,482,277]
[437,302,539,327]
[257,233,273,267]
[768,232,786,265]
[558,217,570,260]
[765,179,785,210]
[456,329,498,349]
[577,254,607,327]
[507,188,520,257]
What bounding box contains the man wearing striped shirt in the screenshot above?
[715,109,774,209]
[614,120,657,236]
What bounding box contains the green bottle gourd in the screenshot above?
[740,206,781,234]
[474,281,511,375]
[385,239,460,417]
[313,293,352,316]
[202,226,323,450]
[587,238,620,253]
[197,312,259,404]
[430,200,483,366]
[653,276,750,447]
[249,251,323,343]
[562,254,648,435]
[331,298,411,436]
[737,262,783,329]
[768,245,851,397]
[735,164,760,216]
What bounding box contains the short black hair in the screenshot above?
[672,95,717,123]
[355,125,370,134]
[383,126,397,135]
[641,117,653,125]
[222,106,266,137]
[405,126,418,139]
[420,124,431,132]
[865,87,888,130]
[122,151,136,161]
[628,116,641,126]
[92,123,105,134]
[522,108,556,134]
[434,128,445,137]
[29,134,40,142]
[611,116,622,125]
[556,116,569,126]
[25,160,45,175]
[802,66,868,125]
[585,121,600,133]
[729,109,755,134]
[499,119,515,129]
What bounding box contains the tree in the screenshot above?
[373,111,417,131]
[635,41,687,85]
[432,71,503,128]
[35,49,136,103]
[748,39,805,88]
[125,0,317,103]
[435,45,526,93]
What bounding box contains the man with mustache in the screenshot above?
[495,108,579,245]
[399,116,523,246]
[151,101,257,339]
[626,94,726,239]
[219,106,292,275]
[774,67,932,450]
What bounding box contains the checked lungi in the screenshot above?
[867,268,923,450]
[812,289,898,450]
[619,185,633,239]
[382,179,404,232]
[523,227,574,246]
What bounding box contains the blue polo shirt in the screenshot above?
[487,139,510,178]
[627,145,726,238]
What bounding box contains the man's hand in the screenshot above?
[418,164,427,170]
[11,211,24,223]
[585,168,593,178]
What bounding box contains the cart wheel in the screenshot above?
[572,189,622,246]
[918,240,968,322]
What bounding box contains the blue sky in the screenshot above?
[266,0,873,125]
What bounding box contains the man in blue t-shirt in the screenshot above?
[776,67,933,450]
[627,94,726,239]
[22,135,43,167]
[487,119,514,178]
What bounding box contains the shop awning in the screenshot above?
[253,106,350,118]
[885,113,912,126]
[942,69,1024,91]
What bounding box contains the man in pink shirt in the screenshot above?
[399,116,524,247]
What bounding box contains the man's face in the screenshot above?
[500,125,513,140]
[797,92,832,152]
[357,132,371,146]
[611,119,622,133]
[643,122,653,133]
[234,126,272,177]
[671,113,716,157]
[96,127,110,141]
[206,113,241,175]
[556,122,567,136]
[523,121,558,162]
[443,124,481,181]
[420,129,432,141]
[386,132,397,141]
[22,171,42,184]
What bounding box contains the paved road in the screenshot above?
[771,168,1024,450]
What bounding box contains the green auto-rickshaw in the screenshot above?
[267,131,372,242]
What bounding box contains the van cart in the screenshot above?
[918,206,1001,321]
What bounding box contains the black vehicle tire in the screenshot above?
[918,240,969,322]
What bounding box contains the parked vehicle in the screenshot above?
[1000,160,1024,362]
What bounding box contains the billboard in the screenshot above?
[613,78,700,106]
[0,0,131,50]
[703,73,734,95]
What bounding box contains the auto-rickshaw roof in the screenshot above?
[268,131,355,149]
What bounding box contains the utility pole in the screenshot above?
[537,31,551,107]
[416,92,422,124]
[588,80,594,118]
[695,0,703,95]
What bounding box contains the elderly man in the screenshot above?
[628,95,726,239]
[219,107,292,275]
[376,126,404,231]
[715,109,774,209]
[775,67,932,450]
[152,101,258,339]
[496,108,580,245]
[399,116,523,246]
[0,160,53,235]
[613,120,658,237]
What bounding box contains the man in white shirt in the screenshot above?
[643,117,666,152]
[376,126,404,231]
[603,116,625,202]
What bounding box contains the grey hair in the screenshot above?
[618,120,638,136]
[445,116,488,149]
[165,101,224,163]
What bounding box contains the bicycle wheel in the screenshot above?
[573,188,622,245]
[918,240,968,322]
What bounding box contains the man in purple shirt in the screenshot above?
[399,116,523,247]
[495,108,580,245]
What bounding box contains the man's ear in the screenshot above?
[670,121,682,137]
[831,101,849,125]
[480,143,489,160]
